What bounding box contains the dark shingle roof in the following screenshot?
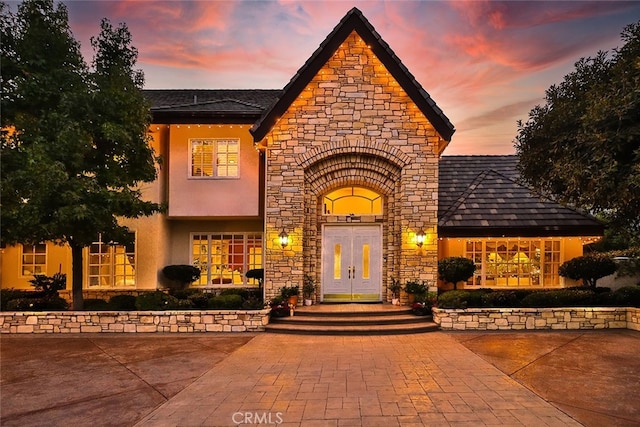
[438,155,604,237]
[143,89,281,124]
[250,7,455,142]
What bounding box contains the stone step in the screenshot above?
[294,307,413,317]
[265,320,438,335]
[272,313,429,326]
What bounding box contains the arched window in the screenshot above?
[323,186,383,215]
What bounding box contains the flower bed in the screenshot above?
[0,309,270,334]
[433,306,640,331]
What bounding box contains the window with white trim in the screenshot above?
[87,234,136,288]
[465,238,562,287]
[190,138,239,178]
[21,243,47,276]
[191,233,263,286]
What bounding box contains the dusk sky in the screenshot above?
[24,1,640,154]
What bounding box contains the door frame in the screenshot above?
[320,223,383,302]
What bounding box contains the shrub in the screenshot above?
[1,289,46,311]
[220,288,249,299]
[84,299,110,311]
[437,290,489,309]
[559,254,617,288]
[520,289,597,307]
[438,257,476,290]
[135,291,180,310]
[162,265,201,289]
[108,294,137,310]
[611,286,640,307]
[404,280,427,295]
[208,294,243,309]
[242,296,265,310]
[481,290,534,307]
[29,272,66,297]
[188,293,210,309]
[6,296,69,311]
[168,288,203,300]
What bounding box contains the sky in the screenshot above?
[24,1,640,154]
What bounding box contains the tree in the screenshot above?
[438,257,476,290]
[558,254,617,288]
[1,0,162,309]
[162,265,201,290]
[515,21,640,238]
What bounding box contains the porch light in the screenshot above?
[279,230,289,249]
[415,230,426,248]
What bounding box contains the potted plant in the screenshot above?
[388,277,402,305]
[404,280,427,304]
[280,285,300,306]
[302,275,316,306]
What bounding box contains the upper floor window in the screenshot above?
[190,139,239,178]
[21,243,47,276]
[323,186,383,215]
[87,234,136,288]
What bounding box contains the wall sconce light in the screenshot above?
[279,230,289,249]
[415,230,426,248]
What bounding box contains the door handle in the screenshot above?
[348,266,352,279]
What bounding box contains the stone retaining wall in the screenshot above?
[433,307,640,331]
[0,309,270,334]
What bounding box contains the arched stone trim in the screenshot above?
[296,138,411,170]
[305,153,401,197]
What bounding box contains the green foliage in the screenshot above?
[302,275,316,299]
[388,277,402,298]
[611,286,640,307]
[6,296,69,311]
[208,294,243,310]
[84,298,110,311]
[108,294,137,310]
[559,254,618,287]
[515,21,640,236]
[162,265,201,288]
[1,289,46,311]
[28,272,66,297]
[1,0,163,310]
[280,285,299,298]
[438,257,476,290]
[404,280,427,294]
[481,290,535,308]
[520,290,597,308]
[242,297,265,310]
[134,292,179,311]
[438,290,490,309]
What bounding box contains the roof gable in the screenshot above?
[250,7,454,142]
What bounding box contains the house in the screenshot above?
[0,8,603,302]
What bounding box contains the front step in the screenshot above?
[266,304,438,335]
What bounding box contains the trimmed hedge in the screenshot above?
[135,292,180,311]
[108,294,137,310]
[208,294,243,309]
[5,296,69,311]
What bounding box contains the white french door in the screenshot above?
[322,225,382,302]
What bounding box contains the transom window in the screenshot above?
[190,139,239,178]
[323,186,382,215]
[21,243,47,276]
[191,233,263,287]
[465,239,562,287]
[87,234,136,288]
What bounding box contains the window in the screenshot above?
[464,239,561,287]
[190,139,239,178]
[323,186,383,215]
[87,234,136,288]
[191,233,263,286]
[21,243,47,276]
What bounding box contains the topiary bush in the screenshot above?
[438,257,476,290]
[162,265,201,290]
[135,291,180,310]
[108,294,137,310]
[559,254,617,288]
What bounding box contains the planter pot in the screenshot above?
[407,294,416,304]
[392,298,400,306]
[287,295,299,306]
[304,299,313,306]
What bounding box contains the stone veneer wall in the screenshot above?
[262,31,440,301]
[433,307,640,331]
[0,309,270,334]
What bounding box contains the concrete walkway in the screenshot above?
[1,330,639,426]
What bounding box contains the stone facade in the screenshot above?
[433,307,640,331]
[262,32,441,302]
[0,309,270,334]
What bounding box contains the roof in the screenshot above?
[438,155,604,237]
[250,7,455,142]
[143,89,281,124]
